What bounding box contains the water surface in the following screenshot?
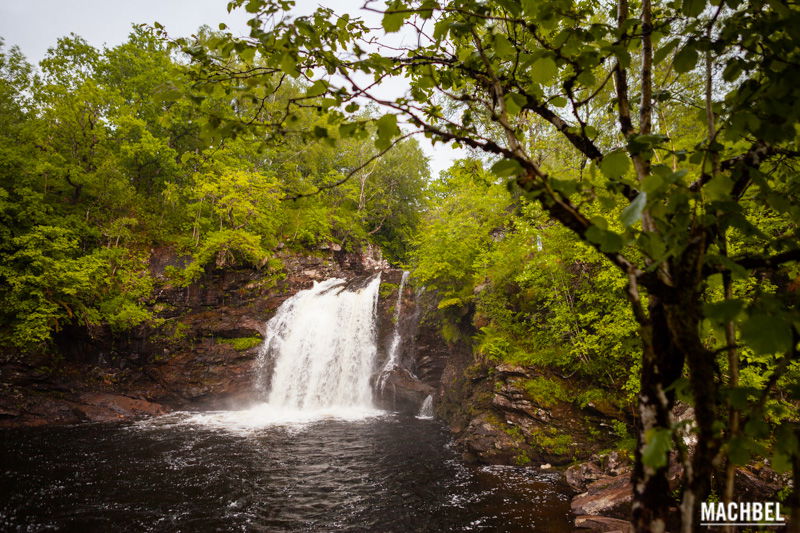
[1,412,573,532]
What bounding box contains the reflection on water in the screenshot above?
[0,413,573,532]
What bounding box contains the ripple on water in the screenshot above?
[1,413,573,532]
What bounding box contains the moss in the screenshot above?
[441,321,462,343]
[522,376,570,408]
[379,282,398,299]
[217,336,263,351]
[502,423,525,441]
[514,451,532,465]
[170,321,190,340]
[528,427,574,456]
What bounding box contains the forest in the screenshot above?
[1,0,799,532]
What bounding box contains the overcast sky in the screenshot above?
[0,0,466,177]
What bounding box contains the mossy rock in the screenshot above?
[216,336,263,351]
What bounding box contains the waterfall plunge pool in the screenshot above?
[1,413,573,532]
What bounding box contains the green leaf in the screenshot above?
[280,53,299,77]
[620,192,647,227]
[682,0,706,16]
[772,450,792,473]
[305,79,328,97]
[642,428,671,469]
[382,5,409,32]
[703,299,744,324]
[599,150,630,178]
[491,158,524,177]
[739,313,793,354]
[531,57,558,84]
[494,35,516,59]
[641,173,664,194]
[654,39,680,65]
[705,175,733,201]
[728,435,751,466]
[725,386,756,410]
[674,46,698,73]
[375,114,400,149]
[438,297,463,309]
[504,93,527,115]
[586,226,624,253]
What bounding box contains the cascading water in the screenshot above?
[417,394,434,419]
[257,275,382,410]
[188,274,383,428]
[378,270,409,390]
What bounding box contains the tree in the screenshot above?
[169,1,800,530]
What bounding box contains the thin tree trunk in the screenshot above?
[629,277,684,532]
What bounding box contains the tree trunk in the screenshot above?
[631,294,685,533]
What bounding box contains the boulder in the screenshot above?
[571,474,633,519]
[460,413,522,464]
[376,366,435,414]
[734,464,786,501]
[492,387,552,423]
[566,451,632,492]
[566,461,606,492]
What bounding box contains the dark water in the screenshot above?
[1,413,573,532]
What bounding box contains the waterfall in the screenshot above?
[378,271,409,390]
[256,275,382,412]
[417,395,434,419]
[172,274,389,429]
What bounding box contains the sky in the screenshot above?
[0,0,466,178]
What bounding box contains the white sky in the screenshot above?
[0,0,465,178]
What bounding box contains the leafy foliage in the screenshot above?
[0,31,428,348]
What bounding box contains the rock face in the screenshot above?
[432,334,620,466]
[0,248,405,427]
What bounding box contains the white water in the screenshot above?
[262,275,382,409]
[378,271,409,390]
[178,275,384,430]
[417,394,434,419]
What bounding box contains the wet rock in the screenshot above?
[566,461,607,493]
[1,248,401,428]
[377,366,435,414]
[566,451,632,492]
[673,403,697,449]
[72,393,166,421]
[460,413,521,464]
[571,474,633,519]
[574,515,633,532]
